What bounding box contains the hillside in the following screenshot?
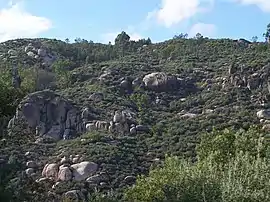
[1,32,270,201]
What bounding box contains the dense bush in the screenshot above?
[124,127,270,202]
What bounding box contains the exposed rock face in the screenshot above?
[8,90,84,141]
[143,72,179,91]
[24,43,56,69]
[85,109,149,136]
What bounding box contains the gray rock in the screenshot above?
[8,49,16,55]
[136,125,149,132]
[124,175,136,183]
[26,161,37,168]
[42,163,59,180]
[120,79,131,90]
[7,117,15,129]
[89,92,104,102]
[86,174,102,184]
[64,190,84,202]
[37,48,46,57]
[132,78,143,88]
[257,109,270,120]
[130,127,136,135]
[58,167,72,181]
[100,182,107,188]
[81,107,90,120]
[27,51,35,57]
[71,161,98,181]
[143,72,179,91]
[25,168,35,176]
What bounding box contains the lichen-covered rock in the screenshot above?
[8,90,84,140]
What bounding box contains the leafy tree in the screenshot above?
[251,36,258,42]
[195,33,203,39]
[196,127,268,165]
[115,31,130,45]
[0,67,27,117]
[263,23,270,42]
[124,127,270,202]
[130,93,151,124]
[173,33,188,39]
[52,59,73,88]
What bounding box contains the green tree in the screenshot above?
[196,127,267,165]
[251,36,258,42]
[124,127,270,202]
[263,23,270,42]
[115,31,131,57]
[52,59,72,88]
[195,33,203,39]
[130,93,151,124]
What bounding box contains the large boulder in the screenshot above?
[142,72,179,91]
[70,161,98,181]
[8,90,84,141]
[58,167,72,181]
[42,163,59,180]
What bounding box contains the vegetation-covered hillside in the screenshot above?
[1,27,270,201]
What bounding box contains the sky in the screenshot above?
[0,0,270,43]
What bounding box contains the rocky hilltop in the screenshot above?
[1,32,270,201]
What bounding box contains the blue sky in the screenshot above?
[0,0,270,43]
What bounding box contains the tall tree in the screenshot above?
[263,23,270,43]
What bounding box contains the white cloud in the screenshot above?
[232,0,270,12]
[189,23,217,37]
[101,31,143,44]
[147,0,215,28]
[0,1,52,42]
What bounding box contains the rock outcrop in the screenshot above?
[143,72,179,91]
[71,161,98,181]
[24,42,56,69]
[8,90,84,141]
[40,160,98,183]
[85,110,149,136]
[42,163,59,180]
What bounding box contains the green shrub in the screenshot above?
[124,127,270,202]
[196,127,268,165]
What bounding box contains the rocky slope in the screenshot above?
[1,34,270,201]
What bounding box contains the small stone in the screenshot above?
[25,168,35,176]
[26,161,37,168]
